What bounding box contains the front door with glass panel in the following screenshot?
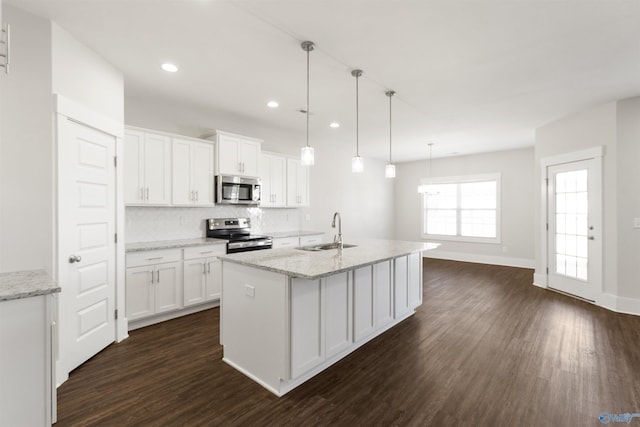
[547,159,601,301]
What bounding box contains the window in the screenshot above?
[421,173,501,243]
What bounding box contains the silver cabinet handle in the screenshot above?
[156,270,160,283]
[190,190,194,201]
[203,264,206,274]
[0,24,10,74]
[195,190,199,201]
[145,187,149,200]
[146,257,163,261]
[207,262,212,274]
[68,254,82,263]
[150,270,154,284]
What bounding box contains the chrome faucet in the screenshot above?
[331,212,343,255]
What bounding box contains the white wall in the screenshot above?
[0,6,53,273]
[534,102,618,295]
[535,97,640,312]
[125,93,395,241]
[394,148,535,267]
[615,97,640,301]
[51,23,124,123]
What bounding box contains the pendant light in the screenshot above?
[385,90,396,178]
[418,143,436,193]
[300,41,315,166]
[351,69,364,173]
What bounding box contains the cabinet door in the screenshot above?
[297,161,309,206]
[374,260,394,329]
[192,141,215,206]
[291,278,324,378]
[324,272,352,358]
[206,258,222,300]
[183,259,207,306]
[394,256,411,318]
[300,234,323,246]
[125,266,154,321]
[353,266,375,342]
[155,261,183,313]
[286,158,299,206]
[239,140,260,177]
[144,133,171,205]
[217,136,239,175]
[408,252,422,308]
[270,155,286,206]
[273,236,299,249]
[259,155,273,207]
[172,138,193,205]
[124,130,144,204]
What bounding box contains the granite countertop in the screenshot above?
[219,238,440,280]
[267,230,325,239]
[0,270,61,301]
[126,237,227,253]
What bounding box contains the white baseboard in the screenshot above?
[128,300,219,331]
[533,272,547,288]
[423,250,535,269]
[597,293,640,316]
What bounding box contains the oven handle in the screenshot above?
[227,239,273,251]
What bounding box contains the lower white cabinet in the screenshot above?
[273,236,299,249]
[408,252,422,308]
[374,260,394,328]
[394,253,423,318]
[126,249,183,321]
[299,234,323,246]
[183,245,225,306]
[290,272,353,378]
[353,266,375,342]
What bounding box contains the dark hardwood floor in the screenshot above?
[56,259,640,426]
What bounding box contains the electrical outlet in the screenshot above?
[245,285,255,297]
[305,214,311,221]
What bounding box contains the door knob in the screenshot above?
[68,254,82,263]
[588,236,595,240]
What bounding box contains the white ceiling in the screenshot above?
[10,0,640,162]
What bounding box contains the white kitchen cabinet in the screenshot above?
[408,252,422,309]
[124,128,171,205]
[394,256,412,318]
[172,137,215,206]
[299,234,323,246]
[126,249,183,321]
[212,131,261,177]
[353,265,375,342]
[291,277,324,378]
[183,245,225,306]
[324,272,352,358]
[287,158,309,207]
[272,236,300,249]
[374,260,394,329]
[260,153,287,207]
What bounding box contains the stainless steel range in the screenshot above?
[206,218,272,253]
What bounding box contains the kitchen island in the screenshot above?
[218,239,438,396]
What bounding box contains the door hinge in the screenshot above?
[115,233,118,243]
[115,309,118,320]
[114,156,117,167]
[546,223,549,231]
[546,267,549,274]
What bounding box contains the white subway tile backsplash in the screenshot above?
[125,206,301,243]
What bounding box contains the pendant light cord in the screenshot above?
[389,93,392,163]
[356,73,359,156]
[306,46,310,148]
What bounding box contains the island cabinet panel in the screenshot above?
[324,273,352,359]
[221,263,288,393]
[408,252,422,308]
[394,256,412,319]
[374,260,394,328]
[291,278,324,378]
[353,266,375,342]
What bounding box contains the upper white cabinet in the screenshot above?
[210,131,261,177]
[124,128,171,205]
[260,153,287,207]
[287,158,309,207]
[172,137,214,206]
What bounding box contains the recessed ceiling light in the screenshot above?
[161,63,178,73]
[329,122,340,128]
[267,101,279,108]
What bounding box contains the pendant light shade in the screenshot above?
[301,41,315,166]
[351,69,364,173]
[385,90,396,178]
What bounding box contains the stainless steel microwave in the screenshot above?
[215,175,261,206]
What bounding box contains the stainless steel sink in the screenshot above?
[296,243,358,252]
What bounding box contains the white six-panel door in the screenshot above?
[59,118,116,377]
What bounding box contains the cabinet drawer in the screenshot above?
[300,234,323,246]
[184,244,226,260]
[126,249,182,267]
[273,236,299,249]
